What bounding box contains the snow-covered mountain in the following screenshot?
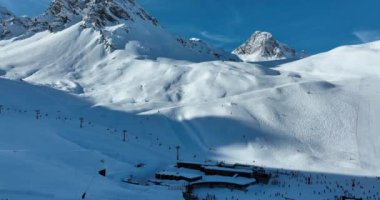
[177,37,239,61]
[279,40,380,78]
[2,5,380,175]
[0,5,11,19]
[0,5,31,39]
[0,0,237,61]
[1,1,380,199]
[1,0,379,175]
[233,31,297,62]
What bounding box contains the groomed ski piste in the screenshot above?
[1,0,380,199]
[1,42,380,199]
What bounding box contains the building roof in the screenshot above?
[156,171,202,179]
[194,175,256,186]
[203,166,253,174]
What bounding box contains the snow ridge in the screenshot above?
[178,37,239,61]
[0,0,236,61]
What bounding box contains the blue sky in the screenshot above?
[1,0,380,53]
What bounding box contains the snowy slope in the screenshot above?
[1,75,380,199]
[233,31,297,62]
[0,78,185,200]
[1,1,380,199]
[279,40,380,78]
[0,0,237,61]
[0,0,380,175]
[219,41,380,174]
[276,41,380,173]
[1,24,380,176]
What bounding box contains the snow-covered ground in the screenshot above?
[0,78,186,199]
[1,1,380,199]
[3,30,379,175]
[194,169,380,200]
[1,39,380,198]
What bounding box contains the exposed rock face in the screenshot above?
[177,37,239,61]
[81,0,158,28]
[0,0,237,61]
[0,6,30,39]
[0,5,12,20]
[233,31,296,62]
[36,0,158,31]
[1,0,160,36]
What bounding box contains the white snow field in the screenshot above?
[1,25,380,174]
[1,37,380,199]
[1,0,380,199]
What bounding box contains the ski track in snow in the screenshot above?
[355,77,380,170]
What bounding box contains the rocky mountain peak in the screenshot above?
[177,37,240,61]
[0,6,30,39]
[0,1,232,61]
[0,5,13,20]
[83,0,135,27]
[233,31,296,62]
[48,0,81,16]
[0,0,160,38]
[38,0,83,30]
[40,0,158,29]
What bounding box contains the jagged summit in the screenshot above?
[233,31,296,62]
[0,6,30,39]
[39,0,158,30]
[177,37,239,61]
[0,0,236,61]
[40,0,83,29]
[1,0,160,38]
[0,5,12,19]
